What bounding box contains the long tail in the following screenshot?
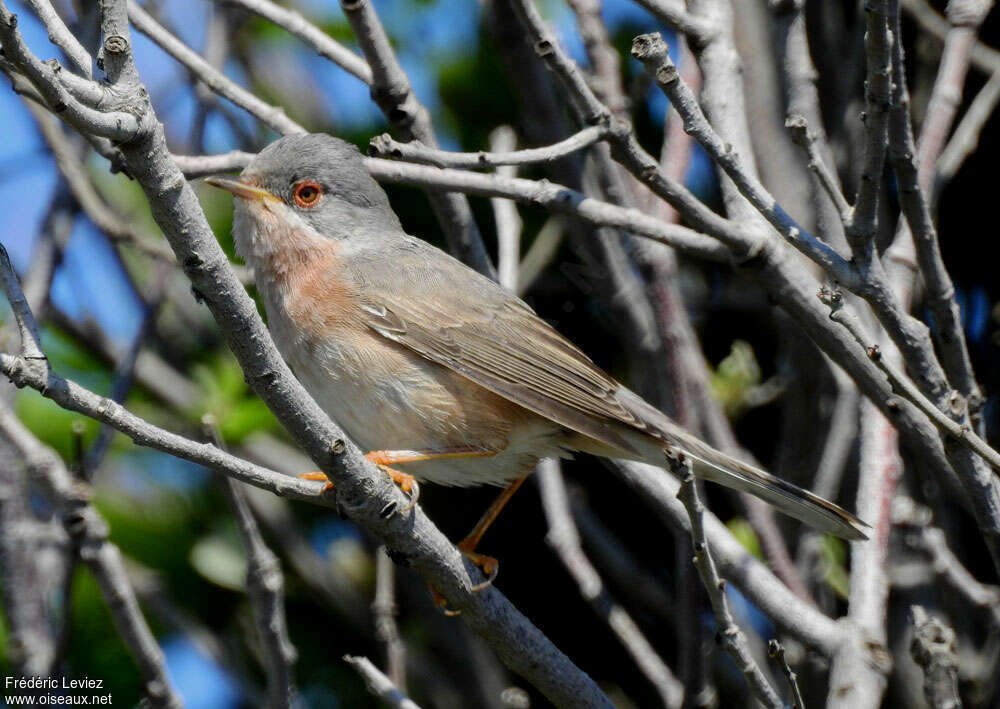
[682,445,869,540]
[614,387,870,540]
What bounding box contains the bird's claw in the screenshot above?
[299,471,335,492]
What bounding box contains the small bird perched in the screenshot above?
[207,134,867,577]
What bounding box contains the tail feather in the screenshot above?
[685,449,870,541]
[612,386,869,540]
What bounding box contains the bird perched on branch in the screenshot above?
[207,134,868,585]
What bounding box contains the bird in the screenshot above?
[206,133,868,584]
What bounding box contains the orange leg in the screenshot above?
[433,475,529,614]
[457,475,530,591]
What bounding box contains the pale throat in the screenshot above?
[232,198,332,292]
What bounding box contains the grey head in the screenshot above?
[208,133,403,241]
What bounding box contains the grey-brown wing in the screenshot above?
[354,258,654,455]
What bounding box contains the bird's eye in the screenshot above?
[293,181,322,207]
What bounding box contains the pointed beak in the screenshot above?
[204,176,281,203]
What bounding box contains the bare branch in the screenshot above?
[0,4,140,141]
[369,126,608,170]
[631,33,856,285]
[0,248,45,361]
[886,1,985,422]
[344,655,423,709]
[909,606,962,709]
[214,0,372,83]
[785,113,851,223]
[767,640,805,709]
[819,287,1000,473]
[487,127,523,292]
[373,546,407,691]
[23,0,92,78]
[847,0,893,256]
[537,459,684,708]
[937,68,1000,183]
[673,455,783,709]
[126,1,305,135]
[173,150,256,177]
[0,403,181,708]
[628,0,713,43]
[610,460,848,657]
[366,158,732,261]
[205,416,298,709]
[340,0,494,278]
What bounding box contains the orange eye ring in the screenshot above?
[293,181,322,207]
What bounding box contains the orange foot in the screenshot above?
[431,543,501,616]
[457,540,500,592]
[299,471,335,492]
[300,462,420,511]
[365,452,420,512]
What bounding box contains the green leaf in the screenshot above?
[709,340,762,418]
[726,517,763,561]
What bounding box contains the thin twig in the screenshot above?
[0,4,140,141]
[213,0,371,83]
[537,459,684,708]
[23,0,92,77]
[631,32,855,285]
[885,0,985,422]
[0,402,181,708]
[488,126,523,292]
[340,0,494,278]
[204,415,297,709]
[785,114,851,223]
[818,287,1000,473]
[672,454,783,709]
[609,460,849,657]
[846,0,893,256]
[369,125,607,170]
[344,655,423,709]
[0,248,45,361]
[126,1,305,135]
[767,639,805,709]
[937,68,1000,183]
[373,546,407,691]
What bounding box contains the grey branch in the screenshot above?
[369,126,607,169]
[673,455,782,709]
[0,398,181,708]
[767,640,805,709]
[213,0,372,84]
[631,32,855,286]
[487,126,523,293]
[537,459,684,709]
[819,287,1000,473]
[366,158,732,262]
[937,68,1000,183]
[909,606,962,709]
[0,4,140,141]
[0,248,44,361]
[205,416,298,709]
[785,113,851,223]
[127,1,304,136]
[610,460,848,657]
[847,0,893,254]
[340,0,494,278]
[344,655,423,709]
[373,546,407,691]
[24,0,92,78]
